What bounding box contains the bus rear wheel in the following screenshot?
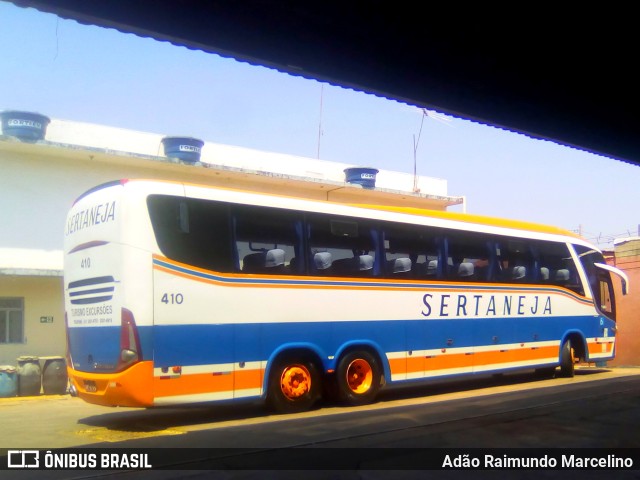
[267,357,320,413]
[559,339,575,378]
[336,351,381,406]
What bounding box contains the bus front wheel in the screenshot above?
[336,351,381,406]
[559,339,575,378]
[267,357,321,413]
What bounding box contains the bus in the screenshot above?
[63,179,629,412]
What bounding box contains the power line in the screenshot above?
[573,224,640,248]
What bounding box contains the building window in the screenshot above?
[0,298,24,344]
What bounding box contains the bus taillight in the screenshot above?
[118,308,142,371]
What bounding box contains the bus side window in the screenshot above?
[233,205,303,275]
[495,239,534,283]
[381,223,440,279]
[445,232,492,282]
[308,215,377,277]
[535,241,584,295]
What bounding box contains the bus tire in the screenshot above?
[559,339,575,378]
[267,357,321,413]
[336,350,381,406]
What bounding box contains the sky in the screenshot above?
[1,2,639,249]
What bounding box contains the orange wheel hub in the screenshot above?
[346,358,373,394]
[280,365,311,400]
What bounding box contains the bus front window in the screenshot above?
[598,273,615,318]
[574,245,616,321]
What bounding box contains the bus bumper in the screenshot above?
[67,361,154,407]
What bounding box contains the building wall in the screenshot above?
[1,144,459,251]
[0,275,64,365]
[0,128,459,367]
[1,147,223,250]
[607,239,640,367]
[47,120,452,196]
[0,148,232,364]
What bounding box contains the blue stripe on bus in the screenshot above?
[152,317,597,367]
[69,316,600,373]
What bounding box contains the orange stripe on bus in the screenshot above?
[153,369,263,398]
[390,345,559,376]
[587,340,614,356]
[473,345,558,367]
[234,367,264,391]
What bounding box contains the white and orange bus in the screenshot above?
[64,179,628,412]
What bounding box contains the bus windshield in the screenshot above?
[574,246,617,321]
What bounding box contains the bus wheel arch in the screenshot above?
[266,349,323,413]
[335,347,384,406]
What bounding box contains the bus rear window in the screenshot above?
[147,195,234,272]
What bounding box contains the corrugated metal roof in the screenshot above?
[9,0,640,167]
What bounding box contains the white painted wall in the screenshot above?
[47,119,450,195]
[0,118,458,368]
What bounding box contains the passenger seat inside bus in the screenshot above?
[313,252,333,274]
[554,269,570,285]
[427,260,438,276]
[414,259,437,278]
[358,254,374,276]
[332,254,374,276]
[540,267,550,281]
[242,249,286,274]
[387,257,412,277]
[458,262,476,280]
[512,265,527,281]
